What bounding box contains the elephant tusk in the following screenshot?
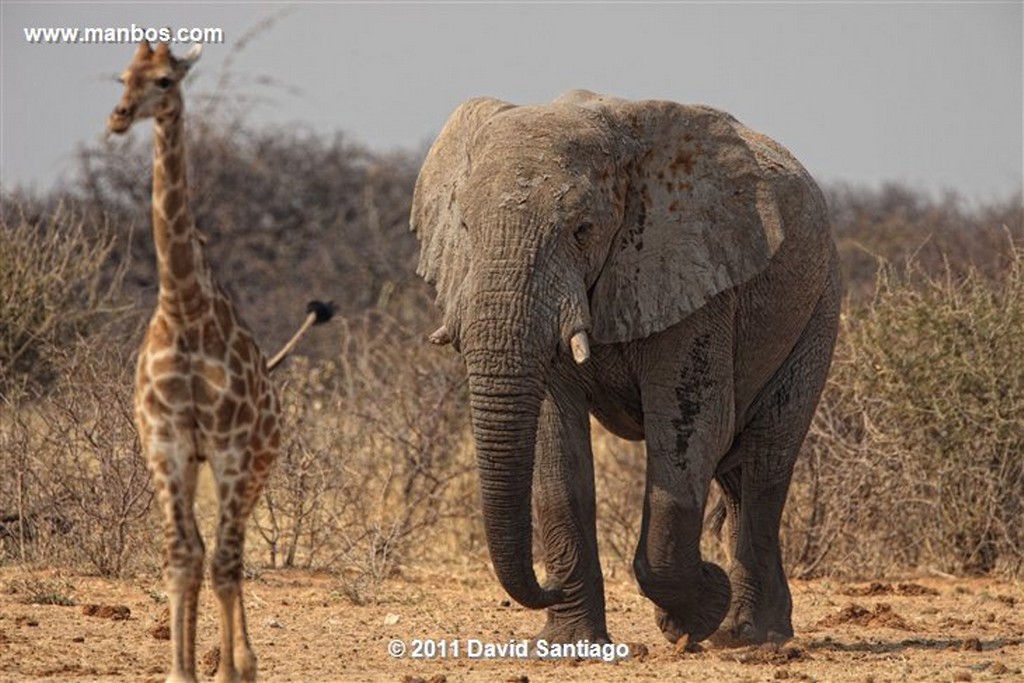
[429,325,452,346]
[570,331,590,364]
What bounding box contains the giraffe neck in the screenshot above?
[152,103,213,323]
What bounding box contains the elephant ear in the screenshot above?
[587,98,808,344]
[411,97,516,314]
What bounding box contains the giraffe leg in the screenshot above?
[211,452,266,683]
[211,514,252,683]
[149,441,204,683]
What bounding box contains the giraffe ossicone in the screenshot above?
[108,40,331,683]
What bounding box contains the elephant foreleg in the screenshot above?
[533,375,609,643]
[633,321,735,645]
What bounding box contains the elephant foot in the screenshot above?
[535,609,609,645]
[712,581,790,647]
[710,569,793,647]
[651,561,730,645]
[709,622,791,648]
[710,607,793,647]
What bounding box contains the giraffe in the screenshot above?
[107,41,332,683]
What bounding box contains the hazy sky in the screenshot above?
[2,2,1021,203]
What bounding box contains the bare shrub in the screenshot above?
[828,184,1023,302]
[786,241,1024,578]
[250,313,472,601]
[0,199,151,576]
[0,336,158,576]
[0,199,128,396]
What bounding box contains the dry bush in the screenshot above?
[785,241,1024,578]
[249,313,473,602]
[0,198,128,396]
[0,199,153,576]
[828,184,1023,302]
[0,336,158,576]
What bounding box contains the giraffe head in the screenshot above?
[108,41,202,134]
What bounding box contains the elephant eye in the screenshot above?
[574,222,593,244]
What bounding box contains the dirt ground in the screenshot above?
[0,563,1020,683]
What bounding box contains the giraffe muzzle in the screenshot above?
[107,105,135,134]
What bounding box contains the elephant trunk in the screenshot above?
[461,280,563,609]
[466,366,562,609]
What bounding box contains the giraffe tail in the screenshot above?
[266,300,336,372]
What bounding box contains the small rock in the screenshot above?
[81,604,131,621]
[384,613,400,626]
[72,635,85,643]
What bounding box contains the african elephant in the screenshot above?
[410,90,840,646]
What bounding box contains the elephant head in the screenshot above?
[411,90,799,609]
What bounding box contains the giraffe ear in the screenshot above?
[172,44,202,78]
[181,43,203,67]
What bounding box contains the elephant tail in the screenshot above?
[705,498,728,539]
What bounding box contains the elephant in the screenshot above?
[410,90,840,647]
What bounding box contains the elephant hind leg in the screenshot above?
[713,459,794,646]
[715,265,840,646]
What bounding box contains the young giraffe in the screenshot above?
[107,41,331,683]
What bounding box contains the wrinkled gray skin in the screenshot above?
[411,90,840,646]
